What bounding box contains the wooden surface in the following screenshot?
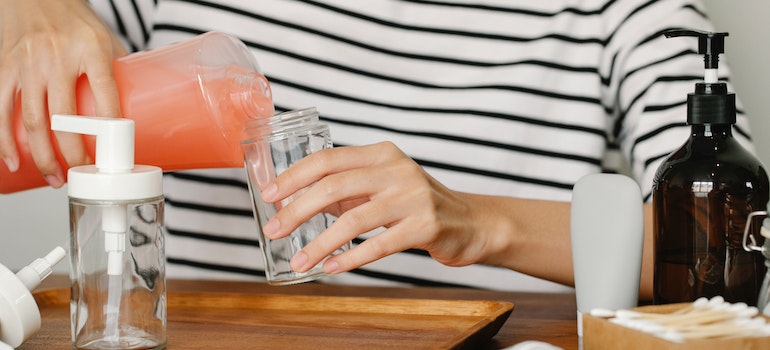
[23,277,579,349]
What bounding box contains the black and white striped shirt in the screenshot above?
[91,0,753,292]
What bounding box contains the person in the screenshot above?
[0,0,755,299]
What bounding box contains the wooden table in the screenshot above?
[24,277,579,349]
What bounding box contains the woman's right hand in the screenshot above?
[0,0,127,187]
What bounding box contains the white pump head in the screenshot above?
[49,115,162,201]
[51,115,134,173]
[0,247,67,349]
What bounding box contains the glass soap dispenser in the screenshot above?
[652,30,770,305]
[51,115,166,350]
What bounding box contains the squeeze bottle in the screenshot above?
[51,115,166,349]
[2,31,274,194]
[652,29,770,305]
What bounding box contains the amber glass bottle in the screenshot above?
[653,120,769,305]
[652,30,769,305]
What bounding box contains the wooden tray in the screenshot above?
[22,288,513,349]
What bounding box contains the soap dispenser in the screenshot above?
[653,30,770,305]
[51,115,166,350]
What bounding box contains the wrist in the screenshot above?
[465,194,574,286]
[455,192,517,268]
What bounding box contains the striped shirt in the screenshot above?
[91,0,753,292]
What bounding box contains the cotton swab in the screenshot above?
[589,296,770,342]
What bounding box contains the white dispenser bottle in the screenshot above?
[51,115,166,350]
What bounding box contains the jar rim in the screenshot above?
[245,107,317,129]
[242,107,324,143]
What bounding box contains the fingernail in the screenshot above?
[3,156,19,172]
[323,260,339,274]
[290,252,309,272]
[45,174,64,188]
[263,217,280,238]
[261,183,278,201]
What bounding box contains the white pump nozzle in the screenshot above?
[50,115,134,173]
[15,246,67,291]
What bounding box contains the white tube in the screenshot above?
[571,174,644,337]
[102,205,127,276]
[704,68,718,84]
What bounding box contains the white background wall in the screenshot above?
[1,0,769,273]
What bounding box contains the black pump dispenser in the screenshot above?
[652,29,769,306]
[665,29,735,125]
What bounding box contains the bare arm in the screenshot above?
[260,142,655,300]
[452,194,654,300]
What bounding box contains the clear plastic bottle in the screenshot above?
[2,31,274,194]
[653,30,769,305]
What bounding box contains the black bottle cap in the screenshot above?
[687,83,736,125]
[665,29,736,125]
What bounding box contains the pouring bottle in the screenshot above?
[652,29,770,305]
[2,31,274,194]
[51,114,166,350]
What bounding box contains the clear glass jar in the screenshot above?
[69,197,166,350]
[242,107,350,285]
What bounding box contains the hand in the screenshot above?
[260,142,506,275]
[0,0,127,187]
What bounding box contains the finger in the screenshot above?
[21,77,64,187]
[319,203,459,274]
[290,198,406,273]
[82,43,121,118]
[48,70,90,167]
[262,166,381,240]
[324,223,422,274]
[0,71,20,172]
[264,142,403,203]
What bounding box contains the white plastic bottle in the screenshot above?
[51,115,166,350]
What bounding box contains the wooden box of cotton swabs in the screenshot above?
[582,296,770,350]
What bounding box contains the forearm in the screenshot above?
[460,192,654,300]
